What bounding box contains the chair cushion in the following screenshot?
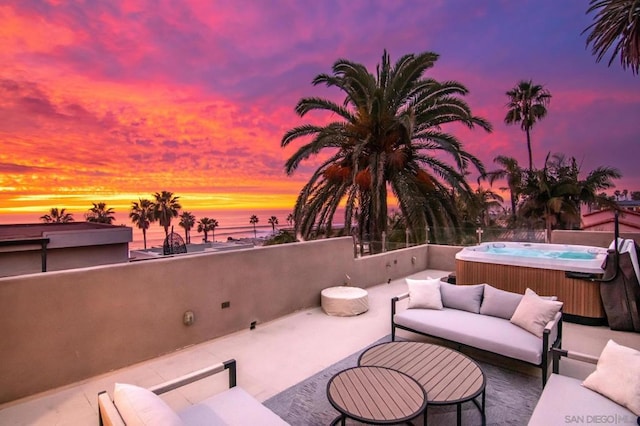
[440,283,484,313]
[406,278,443,310]
[394,308,543,364]
[510,288,563,338]
[114,383,184,426]
[582,340,640,416]
[479,284,523,319]
[529,374,636,425]
[178,386,288,425]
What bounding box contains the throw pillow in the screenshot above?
[510,288,563,338]
[114,383,184,426]
[479,284,523,319]
[440,283,484,313]
[582,340,640,416]
[406,278,443,310]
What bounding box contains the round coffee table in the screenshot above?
[326,366,427,425]
[359,342,486,425]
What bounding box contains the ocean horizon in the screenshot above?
[0,208,299,250]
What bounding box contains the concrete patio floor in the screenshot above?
[1,269,639,425]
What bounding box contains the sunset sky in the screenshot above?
[1,1,639,221]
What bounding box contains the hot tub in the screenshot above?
[455,242,608,324]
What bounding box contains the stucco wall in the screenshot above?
[0,237,433,403]
[551,230,640,248]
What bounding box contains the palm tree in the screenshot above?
[129,199,154,249]
[178,211,196,244]
[286,213,294,227]
[197,217,213,242]
[249,215,259,239]
[583,0,640,74]
[282,50,491,250]
[482,156,524,224]
[268,216,278,233]
[209,219,219,241]
[85,202,115,224]
[504,80,552,170]
[40,208,74,223]
[152,191,181,238]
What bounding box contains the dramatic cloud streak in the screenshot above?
[0,0,638,220]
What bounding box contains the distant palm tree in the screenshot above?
[197,217,214,242]
[85,202,115,224]
[268,216,279,233]
[583,0,640,74]
[249,215,259,239]
[40,208,74,223]
[129,199,154,249]
[210,219,219,241]
[482,156,524,224]
[178,211,196,244]
[504,80,552,170]
[152,191,181,238]
[286,213,294,227]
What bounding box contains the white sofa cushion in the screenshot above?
[114,383,184,426]
[440,283,484,313]
[529,374,636,425]
[480,284,523,319]
[510,288,563,338]
[582,340,640,416]
[394,308,544,364]
[178,386,288,425]
[406,278,443,310]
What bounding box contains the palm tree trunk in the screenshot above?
[526,126,533,170]
[143,229,147,250]
[510,193,517,223]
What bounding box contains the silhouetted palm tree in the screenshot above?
[286,213,294,227]
[584,0,640,74]
[268,216,278,233]
[249,215,259,239]
[282,50,491,249]
[41,208,74,223]
[85,202,115,224]
[210,219,219,241]
[197,217,217,243]
[152,191,181,238]
[482,156,524,224]
[129,199,154,249]
[504,80,551,170]
[179,211,196,244]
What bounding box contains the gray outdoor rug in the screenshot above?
[264,336,542,425]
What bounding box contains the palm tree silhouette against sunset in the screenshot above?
[249,215,259,239]
[504,80,552,170]
[179,211,196,244]
[129,199,154,249]
[85,202,115,224]
[268,216,278,233]
[41,208,74,223]
[152,191,181,238]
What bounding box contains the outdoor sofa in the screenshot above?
[391,279,563,386]
[98,359,288,425]
[528,343,639,425]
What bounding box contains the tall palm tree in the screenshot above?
[197,217,213,242]
[249,215,259,239]
[282,50,491,250]
[583,0,640,74]
[209,219,219,242]
[40,207,74,223]
[85,202,115,224]
[286,213,294,227]
[504,80,552,170]
[268,216,278,233]
[178,211,196,244]
[482,156,524,224]
[152,191,181,238]
[129,199,154,249]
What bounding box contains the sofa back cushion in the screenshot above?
[440,283,484,313]
[114,383,184,426]
[480,284,523,319]
[510,288,563,338]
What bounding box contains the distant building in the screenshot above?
[582,208,640,233]
[0,222,132,278]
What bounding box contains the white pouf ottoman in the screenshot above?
[321,286,369,316]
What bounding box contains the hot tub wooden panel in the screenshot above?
[456,259,605,321]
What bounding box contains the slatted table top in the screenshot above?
[359,341,485,405]
[326,366,427,424]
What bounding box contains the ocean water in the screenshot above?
[0,208,296,250]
